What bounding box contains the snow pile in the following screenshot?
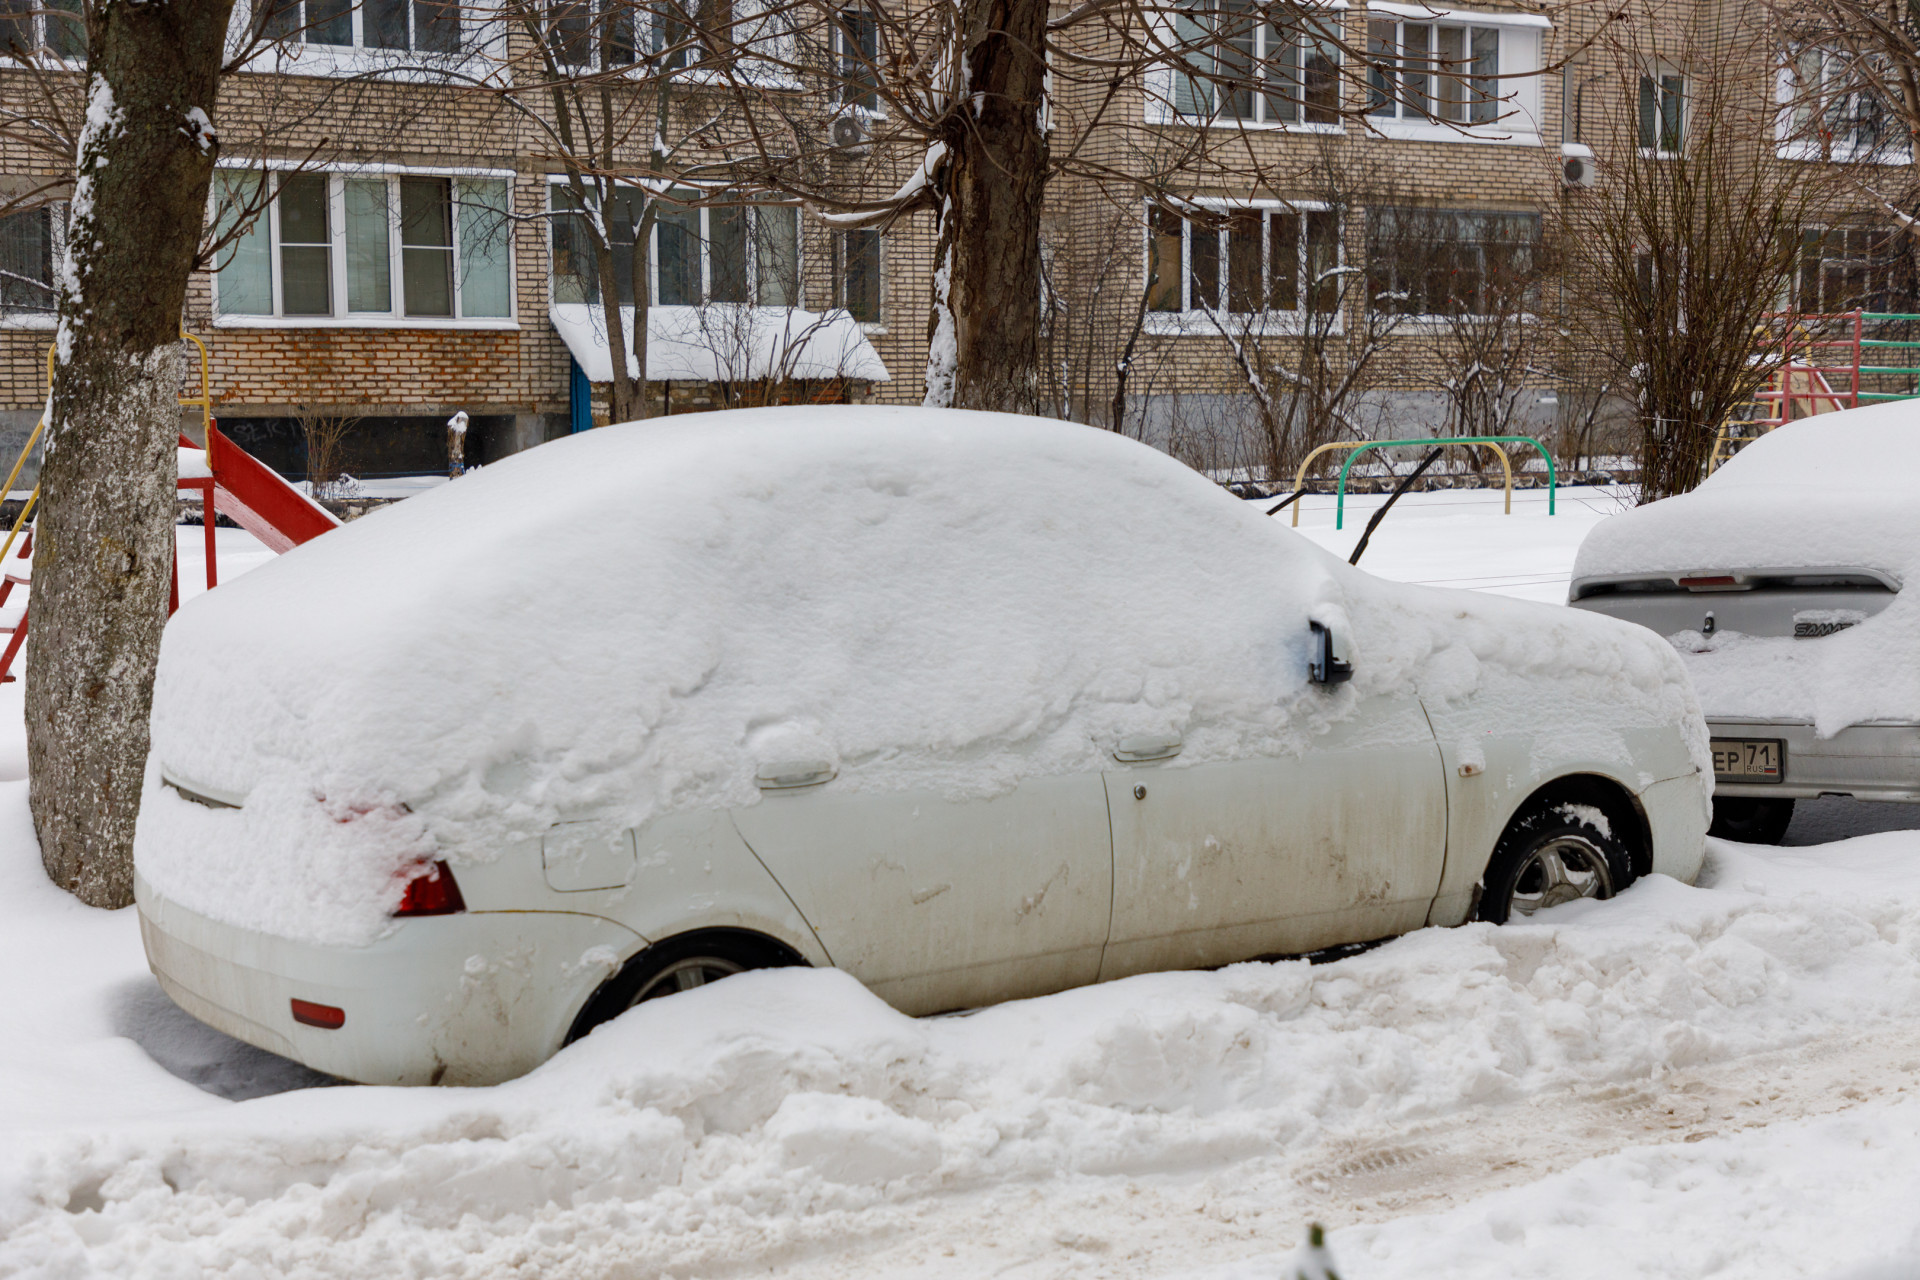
[11,836,1920,1276]
[137,407,1699,946]
[1573,402,1920,729]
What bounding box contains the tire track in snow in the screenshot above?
[758,1022,1920,1280]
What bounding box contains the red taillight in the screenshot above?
[394,860,466,917]
[1679,575,1741,590]
[291,998,345,1029]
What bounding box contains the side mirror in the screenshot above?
[1308,619,1353,686]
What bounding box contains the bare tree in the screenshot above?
[1555,26,1836,500]
[296,405,362,498]
[23,0,238,906]
[710,0,1598,413]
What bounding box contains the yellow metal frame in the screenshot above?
[1290,439,1515,527]
[0,330,215,565]
[0,346,54,565]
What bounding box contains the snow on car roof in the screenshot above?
[1571,398,1920,735]
[1572,398,1920,586]
[137,407,1698,945]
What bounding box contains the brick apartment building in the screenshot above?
[0,0,1903,482]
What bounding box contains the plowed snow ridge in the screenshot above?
[5,834,1920,1279]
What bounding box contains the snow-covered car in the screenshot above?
[1570,401,1920,843]
[134,408,1709,1086]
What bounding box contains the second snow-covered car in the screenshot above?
[135,408,1710,1085]
[1570,401,1920,843]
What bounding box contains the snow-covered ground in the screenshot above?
[3,492,1920,1279]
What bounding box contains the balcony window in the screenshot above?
[1147,203,1340,318]
[550,185,801,307]
[1172,0,1339,126]
[1367,18,1499,124]
[215,170,511,321]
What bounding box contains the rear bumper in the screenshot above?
[1709,719,1920,802]
[135,873,642,1086]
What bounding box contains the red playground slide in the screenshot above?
[187,422,341,555]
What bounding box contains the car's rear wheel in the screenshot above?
[1477,803,1634,925]
[564,930,802,1045]
[1708,796,1794,845]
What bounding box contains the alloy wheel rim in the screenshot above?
[630,956,746,1008]
[1509,835,1614,917]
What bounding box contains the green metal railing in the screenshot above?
[1330,436,1556,530]
[1851,312,1920,403]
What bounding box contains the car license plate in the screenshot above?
[1711,738,1785,783]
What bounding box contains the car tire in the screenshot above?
[564,930,802,1045]
[1707,796,1794,845]
[1476,802,1635,925]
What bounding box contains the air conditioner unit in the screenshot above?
[830,114,871,158]
[1561,144,1598,188]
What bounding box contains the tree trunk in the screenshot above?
[923,0,1048,414]
[30,0,237,907]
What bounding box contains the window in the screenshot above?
[833,229,881,322]
[1172,1,1339,126]
[215,170,511,321]
[550,186,800,307]
[833,5,879,110]
[1367,18,1499,124]
[544,0,726,71]
[1786,45,1893,159]
[1366,208,1539,317]
[1638,71,1683,154]
[1797,226,1906,313]
[0,0,82,58]
[0,205,59,319]
[1147,203,1340,318]
[256,0,463,53]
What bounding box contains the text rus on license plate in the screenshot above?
[1712,738,1785,782]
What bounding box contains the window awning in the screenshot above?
[550,303,891,385]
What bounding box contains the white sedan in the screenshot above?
[1569,402,1920,843]
[135,408,1708,1085]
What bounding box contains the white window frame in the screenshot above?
[0,0,84,65]
[0,201,64,330]
[1636,64,1686,158]
[1158,1,1344,131]
[1360,3,1545,146]
[1364,205,1542,325]
[545,179,805,311]
[1143,197,1343,336]
[230,0,505,77]
[1145,0,1345,130]
[832,226,884,329]
[211,161,518,329]
[831,4,884,116]
[1776,44,1911,165]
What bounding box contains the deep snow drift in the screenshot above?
[9,796,1920,1277]
[138,409,1701,946]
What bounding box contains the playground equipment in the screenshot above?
[1710,310,1920,472]
[0,333,340,683]
[1290,435,1558,531]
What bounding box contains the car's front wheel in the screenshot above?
[1477,803,1634,924]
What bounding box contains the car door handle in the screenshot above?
[756,759,837,789]
[1113,734,1182,763]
